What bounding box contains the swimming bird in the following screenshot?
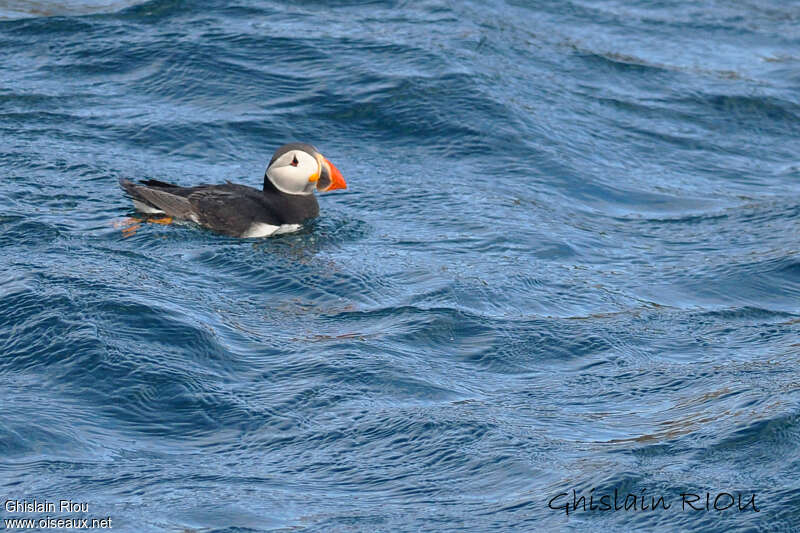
[119,143,346,237]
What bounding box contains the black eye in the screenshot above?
[290,155,299,167]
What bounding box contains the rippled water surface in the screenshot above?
[1,1,799,531]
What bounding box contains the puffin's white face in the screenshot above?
[266,148,320,195]
[265,143,347,196]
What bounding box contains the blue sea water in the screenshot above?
[1,0,799,531]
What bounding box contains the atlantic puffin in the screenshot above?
[119,143,346,237]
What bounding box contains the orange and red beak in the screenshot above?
[317,157,347,192]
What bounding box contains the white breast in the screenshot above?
[240,223,302,238]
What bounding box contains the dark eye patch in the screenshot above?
[290,155,299,167]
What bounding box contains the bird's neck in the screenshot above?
[263,172,280,193]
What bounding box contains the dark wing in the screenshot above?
[138,178,181,189]
[188,188,280,236]
[119,178,195,218]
